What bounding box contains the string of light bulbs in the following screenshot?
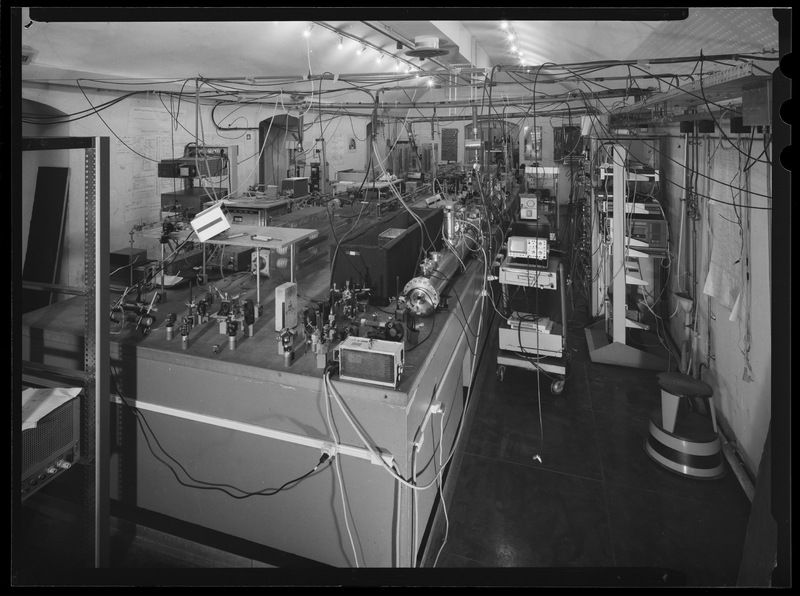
[311,21,427,75]
[501,20,526,66]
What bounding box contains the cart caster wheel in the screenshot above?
[550,378,565,396]
[497,365,505,382]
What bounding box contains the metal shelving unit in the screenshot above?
[584,143,669,370]
[20,136,111,568]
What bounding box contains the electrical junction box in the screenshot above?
[519,194,538,220]
[275,282,297,331]
[335,336,405,389]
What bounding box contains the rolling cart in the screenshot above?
[496,254,569,395]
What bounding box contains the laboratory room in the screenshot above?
[11,6,790,588]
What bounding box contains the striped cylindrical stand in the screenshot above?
[645,372,725,479]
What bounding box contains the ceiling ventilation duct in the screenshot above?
[404,36,450,59]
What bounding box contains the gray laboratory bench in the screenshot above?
[20,236,496,567]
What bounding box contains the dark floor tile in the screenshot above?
[14,503,85,570]
[480,353,592,411]
[465,383,603,480]
[604,483,750,587]
[430,551,488,568]
[564,326,593,364]
[593,409,752,510]
[14,504,207,577]
[439,453,613,568]
[586,362,662,421]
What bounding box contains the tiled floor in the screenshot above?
[13,304,752,587]
[421,307,752,587]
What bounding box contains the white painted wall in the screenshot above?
[20,83,269,285]
[662,130,771,478]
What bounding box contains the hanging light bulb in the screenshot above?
[357,45,365,55]
[338,36,343,50]
[501,20,508,29]
[377,53,384,63]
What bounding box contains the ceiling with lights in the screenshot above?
[18,8,782,121]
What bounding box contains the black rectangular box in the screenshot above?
[161,187,229,217]
[331,207,444,305]
[110,247,148,268]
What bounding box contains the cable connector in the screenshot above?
[315,445,336,471]
[429,401,444,415]
[321,442,337,460]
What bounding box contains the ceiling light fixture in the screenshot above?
[404,35,449,59]
[503,20,522,63]
[312,21,423,74]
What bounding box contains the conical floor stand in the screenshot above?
[645,408,725,479]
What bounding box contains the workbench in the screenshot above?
[20,239,494,567]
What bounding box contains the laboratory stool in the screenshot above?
[645,372,725,479]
